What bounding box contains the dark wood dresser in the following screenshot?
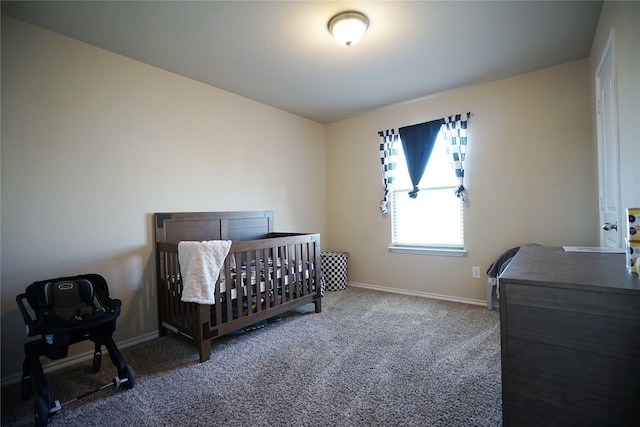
[499,245,640,426]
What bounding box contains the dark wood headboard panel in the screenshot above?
[154,211,274,244]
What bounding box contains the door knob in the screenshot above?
[602,222,618,231]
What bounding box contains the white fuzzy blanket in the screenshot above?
[178,240,232,305]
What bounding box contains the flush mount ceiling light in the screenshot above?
[328,11,369,47]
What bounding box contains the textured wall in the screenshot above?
[325,59,596,301]
[1,17,327,382]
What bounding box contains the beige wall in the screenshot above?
[1,17,326,381]
[589,1,640,216]
[325,59,597,301]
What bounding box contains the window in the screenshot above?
[390,132,464,252]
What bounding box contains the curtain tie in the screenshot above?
[409,185,419,198]
[454,185,469,204]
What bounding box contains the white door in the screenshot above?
[596,31,622,248]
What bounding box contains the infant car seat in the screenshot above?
[16,273,135,427]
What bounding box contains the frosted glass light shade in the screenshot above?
[328,12,369,47]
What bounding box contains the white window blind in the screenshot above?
[391,132,464,248]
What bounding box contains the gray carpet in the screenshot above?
[1,287,502,426]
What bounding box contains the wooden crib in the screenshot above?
[154,211,322,362]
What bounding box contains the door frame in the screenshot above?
[595,29,622,248]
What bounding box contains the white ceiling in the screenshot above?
[1,1,603,124]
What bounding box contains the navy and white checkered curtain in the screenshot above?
[378,129,398,214]
[442,113,471,205]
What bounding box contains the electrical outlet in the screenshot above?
[472,267,481,279]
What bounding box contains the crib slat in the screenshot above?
[271,246,281,306]
[157,250,168,335]
[167,251,178,325]
[269,246,280,307]
[301,243,308,297]
[240,250,250,319]
[224,253,234,324]
[254,248,261,314]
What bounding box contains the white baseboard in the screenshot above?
[346,282,487,306]
[1,331,159,387]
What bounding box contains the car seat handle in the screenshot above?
[15,293,38,336]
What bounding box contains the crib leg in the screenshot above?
[314,297,322,313]
[199,338,212,363]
